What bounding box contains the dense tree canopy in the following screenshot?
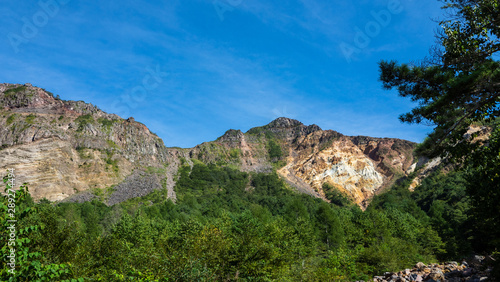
[379,0,500,278]
[2,1,499,280]
[379,0,500,159]
[2,162,449,281]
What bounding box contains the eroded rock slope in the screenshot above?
[1,83,417,207]
[0,83,188,202]
[193,117,417,208]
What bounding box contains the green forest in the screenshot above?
[2,0,500,280]
[0,160,485,281]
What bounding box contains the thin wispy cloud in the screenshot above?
[0,0,444,147]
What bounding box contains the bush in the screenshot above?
[6,114,16,125]
[4,86,27,98]
[25,114,36,124]
[75,114,95,132]
[323,183,351,207]
[268,139,283,160]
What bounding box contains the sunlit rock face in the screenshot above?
[302,147,385,205]
[0,83,188,203]
[1,83,417,208]
[197,118,417,208]
[281,134,414,208]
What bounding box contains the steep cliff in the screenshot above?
[1,83,417,208]
[193,117,417,208]
[0,83,188,202]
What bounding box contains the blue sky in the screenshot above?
[0,0,444,148]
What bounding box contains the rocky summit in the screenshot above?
[195,117,417,208]
[1,83,417,208]
[0,83,189,203]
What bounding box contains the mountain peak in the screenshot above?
[241,117,323,142]
[1,83,60,110]
[265,117,322,133]
[266,117,303,129]
[1,83,119,120]
[0,83,418,209]
[218,129,244,142]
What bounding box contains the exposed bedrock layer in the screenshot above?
[1,83,416,207]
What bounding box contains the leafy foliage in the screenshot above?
[379,0,500,159]
[6,114,16,126]
[1,174,76,281]
[74,114,95,132]
[267,139,283,160]
[4,86,27,98]
[323,183,351,207]
[379,0,500,277]
[370,170,469,260]
[25,114,36,125]
[1,162,452,280]
[465,126,500,253]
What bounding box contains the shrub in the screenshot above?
[25,114,36,124]
[75,114,95,132]
[4,86,27,98]
[268,139,283,160]
[6,114,16,125]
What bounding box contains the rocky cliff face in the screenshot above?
[0,83,188,202]
[1,83,417,208]
[194,117,417,208]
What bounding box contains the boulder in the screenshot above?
[415,262,425,270]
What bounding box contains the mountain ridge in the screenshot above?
[1,83,417,208]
